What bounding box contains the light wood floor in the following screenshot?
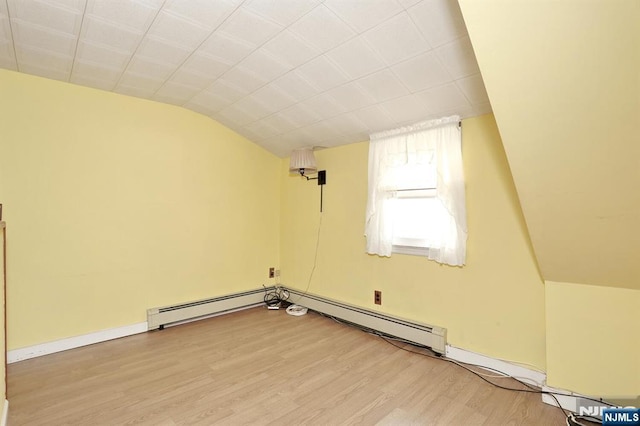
[9,307,566,425]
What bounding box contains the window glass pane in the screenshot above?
[390,196,448,248]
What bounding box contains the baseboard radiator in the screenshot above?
[285,288,447,354]
[147,288,269,330]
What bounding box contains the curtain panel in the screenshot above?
[365,116,467,266]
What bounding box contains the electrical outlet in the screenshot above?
[374,290,382,305]
[269,267,275,278]
[275,269,280,277]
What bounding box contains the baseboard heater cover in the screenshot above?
[147,288,271,330]
[285,288,447,354]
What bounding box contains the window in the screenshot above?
[364,116,467,266]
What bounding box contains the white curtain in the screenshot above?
[364,116,467,266]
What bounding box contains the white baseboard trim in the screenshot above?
[445,345,546,388]
[1,399,7,426]
[541,384,582,412]
[8,322,148,363]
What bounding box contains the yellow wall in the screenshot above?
[458,0,640,290]
[280,114,548,369]
[546,281,640,397]
[0,70,281,350]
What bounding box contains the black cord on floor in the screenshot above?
[314,310,607,425]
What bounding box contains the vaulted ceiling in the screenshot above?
[0,0,490,157]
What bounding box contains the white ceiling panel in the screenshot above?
[146,10,210,50]
[15,45,72,73]
[163,0,240,31]
[180,51,231,80]
[322,112,368,135]
[326,36,386,80]
[0,0,491,157]
[352,104,398,133]
[72,59,121,84]
[323,0,403,33]
[277,103,322,128]
[435,35,480,79]
[261,30,319,69]
[416,82,470,114]
[158,75,207,98]
[19,61,69,81]
[300,120,343,142]
[75,40,131,69]
[8,0,82,35]
[71,73,118,91]
[0,55,17,70]
[168,67,220,91]
[126,55,175,81]
[245,119,281,140]
[326,82,375,111]
[237,49,290,82]
[186,89,234,114]
[455,73,490,105]
[355,69,409,102]
[86,0,159,32]
[135,37,191,66]
[300,93,348,120]
[197,32,254,65]
[220,65,269,93]
[217,7,282,48]
[391,51,451,93]
[259,112,298,135]
[379,94,431,124]
[11,20,77,57]
[244,0,319,27]
[398,0,421,8]
[41,0,86,12]
[251,83,297,112]
[218,100,269,125]
[81,15,143,53]
[363,12,429,65]
[288,4,355,53]
[205,79,247,104]
[117,71,164,92]
[182,97,222,117]
[296,55,349,92]
[408,0,467,48]
[271,71,319,102]
[115,82,158,98]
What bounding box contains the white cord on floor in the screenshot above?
[286,305,308,316]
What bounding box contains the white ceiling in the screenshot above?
[0,0,491,157]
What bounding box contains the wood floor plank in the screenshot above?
[8,307,567,425]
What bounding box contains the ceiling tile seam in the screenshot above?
[9,16,80,39]
[400,5,457,89]
[323,1,408,36]
[111,0,169,92]
[214,11,451,129]
[141,1,244,89]
[453,78,477,107]
[29,0,83,15]
[150,1,255,104]
[68,0,88,83]
[236,92,373,140]
[178,2,371,115]
[229,55,432,135]
[5,0,18,71]
[184,1,416,120]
